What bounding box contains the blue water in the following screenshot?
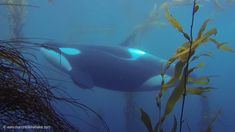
[1,0,235,132]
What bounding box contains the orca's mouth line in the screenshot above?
[41,43,61,53]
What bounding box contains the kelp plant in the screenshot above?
[140,1,234,132]
[2,0,29,39]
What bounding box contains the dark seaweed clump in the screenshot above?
[0,40,109,131]
[0,40,76,130]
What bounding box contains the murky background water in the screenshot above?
[1,0,235,131]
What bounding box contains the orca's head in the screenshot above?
[40,45,81,72]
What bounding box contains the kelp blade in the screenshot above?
[165,7,190,41]
[165,8,183,33]
[164,74,186,116]
[209,38,235,53]
[187,87,213,96]
[140,109,154,132]
[162,61,185,91]
[197,19,211,39]
[168,28,217,64]
[187,76,209,85]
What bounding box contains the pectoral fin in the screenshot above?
[70,70,94,89]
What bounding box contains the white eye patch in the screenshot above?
[59,48,81,55]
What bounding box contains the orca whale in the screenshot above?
[40,44,174,92]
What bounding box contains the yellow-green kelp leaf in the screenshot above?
[168,28,217,64]
[191,63,205,72]
[190,52,213,62]
[187,87,213,96]
[140,109,154,132]
[156,73,166,111]
[156,95,162,111]
[196,62,206,68]
[200,52,214,57]
[165,8,183,32]
[188,76,209,85]
[162,61,185,91]
[199,28,217,43]
[166,42,190,68]
[189,28,217,55]
[182,32,191,41]
[197,19,211,39]
[165,7,190,41]
[164,74,186,116]
[192,28,217,49]
[209,38,235,53]
[158,77,186,130]
[155,116,165,132]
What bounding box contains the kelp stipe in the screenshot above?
[2,0,28,39]
[140,1,234,132]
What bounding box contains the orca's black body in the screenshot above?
[41,44,173,91]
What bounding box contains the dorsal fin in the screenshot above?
[119,33,137,47]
